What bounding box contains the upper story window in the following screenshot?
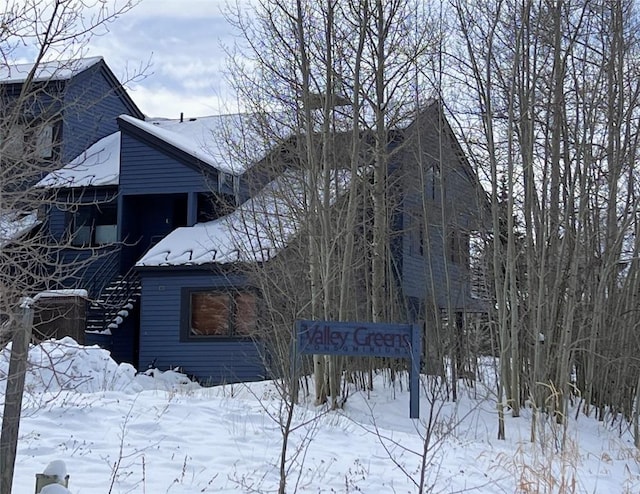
[69,203,117,247]
[447,229,470,269]
[0,121,56,161]
[406,205,427,258]
[36,123,54,158]
[409,212,425,257]
[182,288,258,340]
[1,125,26,159]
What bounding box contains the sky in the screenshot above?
[4,336,640,493]
[84,0,248,119]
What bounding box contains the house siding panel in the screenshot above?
[119,132,216,195]
[138,270,265,383]
[397,106,486,311]
[62,63,138,163]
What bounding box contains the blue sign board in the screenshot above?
[294,320,422,418]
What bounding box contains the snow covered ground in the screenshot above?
[2,338,639,493]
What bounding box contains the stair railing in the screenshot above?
[88,265,141,332]
[84,246,121,299]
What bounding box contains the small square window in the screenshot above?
[74,225,93,247]
[95,224,117,244]
[1,125,25,159]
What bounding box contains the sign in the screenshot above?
[294,320,422,418]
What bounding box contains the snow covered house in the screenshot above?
[127,102,489,382]
[0,56,142,249]
[0,57,143,341]
[0,57,142,246]
[31,58,488,383]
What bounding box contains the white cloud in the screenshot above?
[126,0,256,19]
[126,0,225,19]
[82,2,244,117]
[11,0,253,118]
[127,83,239,119]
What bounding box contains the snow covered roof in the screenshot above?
[0,211,40,247]
[119,113,280,176]
[137,170,351,267]
[0,56,103,84]
[37,132,121,188]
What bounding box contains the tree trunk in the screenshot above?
[0,306,34,494]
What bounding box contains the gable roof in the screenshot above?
[0,56,144,120]
[38,132,121,188]
[118,113,286,176]
[0,57,103,84]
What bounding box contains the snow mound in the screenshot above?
[43,460,68,478]
[40,485,72,494]
[0,337,199,395]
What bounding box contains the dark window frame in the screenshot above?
[408,209,425,258]
[180,287,258,342]
[68,202,117,247]
[447,229,470,269]
[0,116,61,163]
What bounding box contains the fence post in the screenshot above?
[0,304,34,494]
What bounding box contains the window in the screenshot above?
[183,288,257,339]
[0,121,57,160]
[197,192,236,222]
[36,123,54,158]
[0,125,25,159]
[197,193,218,222]
[447,229,470,268]
[408,210,425,257]
[70,203,117,247]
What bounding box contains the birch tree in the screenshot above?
[453,0,640,440]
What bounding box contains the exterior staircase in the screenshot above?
[86,268,141,333]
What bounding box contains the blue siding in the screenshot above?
[48,205,67,241]
[62,62,139,163]
[119,132,216,195]
[397,106,487,312]
[138,269,265,383]
[48,187,121,297]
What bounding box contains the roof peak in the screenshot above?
[0,56,104,84]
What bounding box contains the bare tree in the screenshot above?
[452,0,640,441]
[225,0,440,409]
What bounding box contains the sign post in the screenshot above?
[295,320,422,418]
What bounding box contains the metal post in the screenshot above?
[409,322,422,419]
